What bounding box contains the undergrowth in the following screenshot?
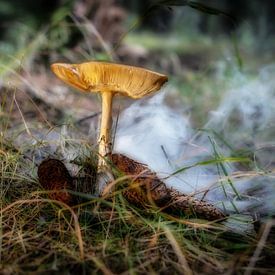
[0,131,272,274]
[0,158,253,274]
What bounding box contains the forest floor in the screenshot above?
[1,22,275,274]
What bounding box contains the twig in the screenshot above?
[244,219,275,275]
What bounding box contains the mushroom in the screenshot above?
[51,61,168,192]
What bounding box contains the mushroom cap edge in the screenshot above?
[51,61,168,98]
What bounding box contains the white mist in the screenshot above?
[114,66,275,216]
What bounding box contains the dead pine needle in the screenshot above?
[244,219,275,275]
[0,198,85,261]
[163,225,192,275]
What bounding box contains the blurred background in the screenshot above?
[1,0,275,125]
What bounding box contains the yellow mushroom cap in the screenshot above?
[51,61,168,99]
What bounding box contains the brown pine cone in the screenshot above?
[37,159,73,205]
[110,153,171,207]
[110,153,226,221]
[167,190,227,221]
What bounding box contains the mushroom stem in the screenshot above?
[98,91,114,171]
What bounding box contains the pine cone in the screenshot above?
[110,153,226,221]
[38,159,73,205]
[110,153,171,207]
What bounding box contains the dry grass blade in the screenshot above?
[89,256,115,275]
[0,198,84,261]
[244,219,275,275]
[163,225,192,275]
[13,93,31,136]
